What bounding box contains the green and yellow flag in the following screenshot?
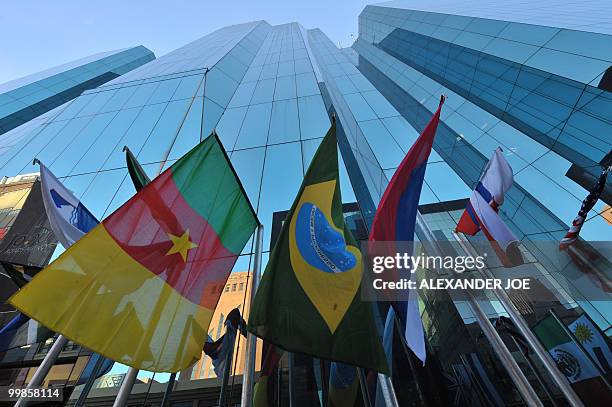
[248,123,388,373]
[10,133,258,372]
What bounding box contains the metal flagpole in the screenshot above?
[218,336,236,407]
[464,288,543,406]
[452,232,585,407]
[357,368,373,407]
[414,214,543,406]
[509,335,559,407]
[74,354,107,407]
[288,352,296,407]
[14,334,68,407]
[377,373,400,407]
[160,372,177,407]
[112,367,138,407]
[240,224,264,407]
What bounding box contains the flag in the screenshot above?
[456,148,523,266]
[560,164,610,249]
[248,123,388,373]
[124,146,151,192]
[369,95,446,365]
[329,362,360,407]
[10,133,259,372]
[203,308,244,377]
[202,308,246,377]
[0,313,53,352]
[533,314,612,405]
[253,343,283,407]
[568,314,612,374]
[373,308,397,406]
[38,162,99,249]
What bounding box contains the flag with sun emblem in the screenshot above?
[248,122,388,373]
[9,132,258,372]
[533,313,612,405]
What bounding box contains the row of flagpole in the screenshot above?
[10,92,605,407]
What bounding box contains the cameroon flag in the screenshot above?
[10,133,258,372]
[248,123,388,373]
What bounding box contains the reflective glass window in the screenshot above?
[297,95,329,140]
[228,82,257,108]
[358,120,405,169]
[204,69,238,107]
[77,90,118,117]
[258,142,303,245]
[49,112,116,176]
[123,82,161,109]
[251,79,276,104]
[344,93,377,121]
[277,60,295,77]
[147,78,182,105]
[234,103,272,149]
[216,106,248,150]
[273,76,296,100]
[137,99,192,164]
[70,108,141,175]
[98,86,139,113]
[295,72,319,97]
[172,75,203,100]
[269,99,300,144]
[229,147,265,207]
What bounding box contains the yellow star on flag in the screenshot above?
[166,230,198,261]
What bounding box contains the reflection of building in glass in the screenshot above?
[0,173,38,239]
[0,2,610,405]
[94,373,127,389]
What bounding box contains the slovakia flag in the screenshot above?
[456,148,523,267]
[369,95,445,365]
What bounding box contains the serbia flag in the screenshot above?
[369,95,445,364]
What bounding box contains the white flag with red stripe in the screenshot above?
[456,148,523,266]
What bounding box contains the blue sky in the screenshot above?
[0,0,375,84]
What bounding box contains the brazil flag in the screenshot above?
[248,122,388,373]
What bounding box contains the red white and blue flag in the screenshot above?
[560,165,610,249]
[456,148,523,266]
[369,95,445,365]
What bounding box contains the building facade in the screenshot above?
[0,47,155,138]
[189,271,262,381]
[0,2,610,405]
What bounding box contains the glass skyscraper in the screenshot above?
[0,47,155,137]
[0,2,610,406]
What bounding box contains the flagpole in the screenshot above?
[112,367,138,407]
[218,333,236,407]
[452,231,586,407]
[159,372,177,407]
[356,368,373,407]
[240,223,264,407]
[288,352,296,407]
[377,373,400,407]
[414,214,543,406]
[14,334,67,406]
